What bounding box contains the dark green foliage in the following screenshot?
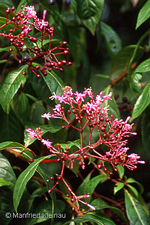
[0,0,150,224]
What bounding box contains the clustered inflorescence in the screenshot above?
[0,6,72,78]
[25,87,145,212]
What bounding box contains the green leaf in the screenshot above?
[91,198,109,209]
[136,0,150,29]
[114,182,124,195]
[0,141,25,150]
[0,187,14,225]
[0,65,27,109]
[125,189,150,225]
[96,74,111,79]
[128,29,150,75]
[0,153,16,185]
[11,93,30,125]
[129,73,142,97]
[48,9,68,39]
[116,165,125,179]
[110,45,143,80]
[27,186,48,212]
[126,178,144,193]
[64,212,116,225]
[127,184,139,198]
[0,106,22,142]
[68,28,85,66]
[101,86,120,119]
[71,0,104,35]
[134,58,150,73]
[0,178,13,187]
[0,141,14,150]
[29,67,64,105]
[42,70,64,97]
[141,105,150,151]
[29,101,45,124]
[76,174,107,203]
[67,27,90,87]
[0,4,8,17]
[27,200,66,225]
[0,141,35,161]
[91,199,128,224]
[137,194,150,216]
[0,0,13,7]
[131,82,150,121]
[101,22,122,57]
[130,58,150,96]
[26,93,43,106]
[13,155,54,212]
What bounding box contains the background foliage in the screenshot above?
[0,0,150,224]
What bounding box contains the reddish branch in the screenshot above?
[5,148,60,163]
[109,62,138,87]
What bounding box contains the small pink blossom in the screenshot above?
[41,112,51,120]
[103,93,112,101]
[34,10,48,30]
[26,128,37,139]
[53,104,62,114]
[25,6,37,19]
[85,88,93,98]
[50,93,68,104]
[41,139,53,148]
[75,91,86,103]
[34,19,49,30]
[125,153,145,170]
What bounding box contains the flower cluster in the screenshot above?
[25,87,145,212]
[0,6,72,78]
[40,87,144,170]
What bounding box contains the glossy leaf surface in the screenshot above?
[125,189,150,225]
[71,0,104,35]
[13,155,54,211]
[131,82,150,121]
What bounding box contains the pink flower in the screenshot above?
[125,153,145,170]
[41,139,53,148]
[103,92,112,101]
[75,91,86,103]
[39,88,144,171]
[50,93,68,104]
[26,128,37,139]
[82,102,96,114]
[53,104,62,114]
[25,6,37,19]
[34,10,49,31]
[41,112,51,120]
[35,19,49,29]
[84,88,93,98]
